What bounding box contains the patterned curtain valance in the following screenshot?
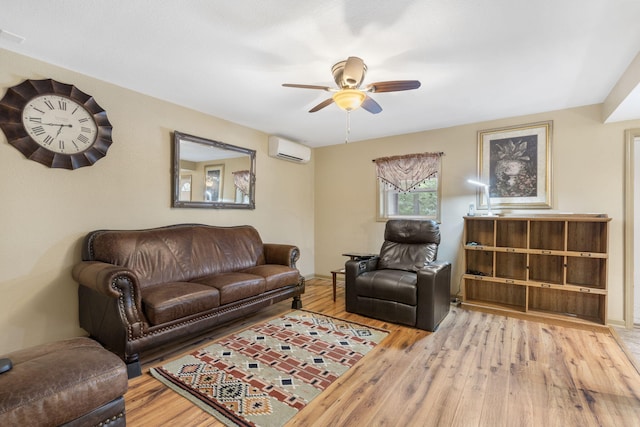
[232,170,251,195]
[373,152,443,192]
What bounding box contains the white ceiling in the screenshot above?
[1,0,640,148]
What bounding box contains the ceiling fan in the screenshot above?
[283,56,421,114]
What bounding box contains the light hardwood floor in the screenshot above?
[124,279,640,426]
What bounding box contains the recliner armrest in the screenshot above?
[416,260,452,331]
[345,257,379,311]
[419,260,451,277]
[345,257,379,278]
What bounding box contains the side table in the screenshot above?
[330,252,377,301]
[330,268,345,302]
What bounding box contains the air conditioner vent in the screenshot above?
[268,136,311,163]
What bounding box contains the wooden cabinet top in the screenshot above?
[463,214,610,222]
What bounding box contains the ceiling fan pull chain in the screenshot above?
[345,111,351,143]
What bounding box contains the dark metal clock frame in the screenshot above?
[0,78,112,170]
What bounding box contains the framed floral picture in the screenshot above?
[477,121,552,209]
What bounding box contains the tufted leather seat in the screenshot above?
[345,220,451,331]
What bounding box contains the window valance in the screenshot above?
[373,152,443,192]
[232,170,251,196]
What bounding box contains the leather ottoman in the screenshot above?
[0,337,128,426]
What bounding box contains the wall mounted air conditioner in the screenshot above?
[268,136,311,164]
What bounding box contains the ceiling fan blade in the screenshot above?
[309,98,334,113]
[361,96,382,114]
[365,80,421,93]
[342,56,366,88]
[282,83,332,91]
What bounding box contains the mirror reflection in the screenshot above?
[172,131,256,209]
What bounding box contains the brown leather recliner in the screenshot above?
[345,220,451,331]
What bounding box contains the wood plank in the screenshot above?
[475,313,513,426]
[123,279,640,426]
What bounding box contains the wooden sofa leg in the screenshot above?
[291,296,303,309]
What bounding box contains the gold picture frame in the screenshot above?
[477,120,552,210]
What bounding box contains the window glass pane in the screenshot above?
[378,176,440,221]
[396,191,437,215]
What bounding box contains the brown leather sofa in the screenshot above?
[345,219,451,331]
[0,337,128,426]
[72,224,305,377]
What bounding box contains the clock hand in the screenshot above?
[41,122,73,127]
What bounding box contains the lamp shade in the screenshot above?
[332,89,366,111]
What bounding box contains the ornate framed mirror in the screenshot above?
[172,131,256,209]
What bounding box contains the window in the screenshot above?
[374,152,442,221]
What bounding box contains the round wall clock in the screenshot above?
[0,78,112,170]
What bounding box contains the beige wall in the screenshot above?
[0,49,315,354]
[314,105,640,325]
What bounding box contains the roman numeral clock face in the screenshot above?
[23,95,98,154]
[0,78,112,170]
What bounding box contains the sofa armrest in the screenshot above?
[264,244,300,268]
[72,261,146,333]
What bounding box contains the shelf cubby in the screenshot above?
[530,221,565,251]
[495,252,527,280]
[465,279,526,312]
[465,219,494,246]
[495,219,528,248]
[567,221,608,253]
[465,250,494,276]
[528,254,564,285]
[528,287,605,323]
[565,257,606,289]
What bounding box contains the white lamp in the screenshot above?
[467,179,496,216]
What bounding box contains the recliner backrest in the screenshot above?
[378,220,440,272]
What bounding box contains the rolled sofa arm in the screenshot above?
[72,261,146,341]
[263,244,300,268]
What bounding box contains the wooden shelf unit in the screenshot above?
[462,214,610,326]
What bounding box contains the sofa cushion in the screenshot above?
[241,264,300,291]
[195,272,266,305]
[142,282,221,325]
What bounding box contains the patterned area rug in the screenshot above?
[150,310,388,427]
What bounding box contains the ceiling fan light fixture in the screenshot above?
[332,89,366,111]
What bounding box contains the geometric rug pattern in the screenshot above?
[150,310,389,427]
